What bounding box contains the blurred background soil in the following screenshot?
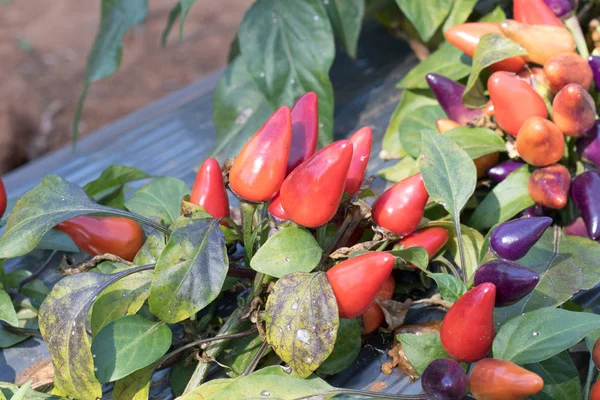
[0,0,252,173]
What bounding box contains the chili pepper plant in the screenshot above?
[2,0,600,399]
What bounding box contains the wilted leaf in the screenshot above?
[379,299,412,330]
[15,359,54,390]
[265,272,339,377]
[317,318,361,375]
[125,177,190,226]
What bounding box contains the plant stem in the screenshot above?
[565,15,589,58]
[316,224,329,249]
[240,202,258,260]
[433,257,462,281]
[222,217,243,239]
[17,250,57,293]
[453,217,468,284]
[305,389,427,400]
[0,321,42,337]
[242,339,269,376]
[376,239,391,251]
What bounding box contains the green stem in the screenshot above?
[433,257,461,281]
[584,358,597,400]
[242,339,269,376]
[453,217,467,284]
[240,202,258,260]
[565,14,589,58]
[316,224,329,249]
[376,239,391,251]
[222,217,243,239]
[302,389,427,400]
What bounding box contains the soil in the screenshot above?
[0,0,252,173]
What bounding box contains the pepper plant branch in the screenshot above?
[433,257,462,282]
[242,339,269,376]
[306,389,428,400]
[17,250,58,293]
[453,217,468,284]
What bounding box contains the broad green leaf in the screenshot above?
[8,382,31,400]
[238,0,335,146]
[218,322,269,377]
[480,5,506,22]
[90,268,152,334]
[0,324,28,348]
[170,361,196,396]
[398,42,471,90]
[265,272,339,377]
[526,351,582,400]
[390,246,430,271]
[37,229,79,253]
[397,333,450,375]
[378,156,417,182]
[125,177,190,226]
[0,289,19,326]
[5,270,50,307]
[83,165,150,198]
[211,56,273,160]
[444,127,507,158]
[469,166,534,230]
[0,382,66,399]
[133,230,167,265]
[202,366,334,400]
[0,175,136,259]
[324,0,364,58]
[74,0,148,144]
[180,378,237,400]
[497,229,600,325]
[442,0,477,31]
[382,90,441,159]
[149,219,228,323]
[394,0,452,42]
[112,363,155,400]
[251,228,322,278]
[317,318,361,375]
[92,315,171,383]
[428,273,466,302]
[463,34,528,107]
[493,308,600,365]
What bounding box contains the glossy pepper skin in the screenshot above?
[543,0,577,18]
[229,106,292,202]
[361,274,395,334]
[488,72,548,137]
[421,358,468,400]
[528,164,571,209]
[520,204,550,218]
[500,20,575,65]
[345,126,372,195]
[267,194,289,221]
[474,259,540,306]
[564,217,590,238]
[544,53,593,92]
[444,23,526,73]
[56,216,144,262]
[0,177,6,219]
[593,337,600,369]
[287,92,318,174]
[470,359,544,400]
[591,380,600,400]
[490,217,552,260]
[190,158,229,219]
[371,173,429,237]
[440,283,496,362]
[436,118,459,133]
[552,83,596,137]
[589,56,600,91]
[514,0,563,26]
[571,170,600,239]
[487,160,525,183]
[576,120,600,168]
[280,140,353,228]
[396,227,449,261]
[326,252,394,319]
[516,117,564,167]
[426,74,483,125]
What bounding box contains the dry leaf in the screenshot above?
[377,298,413,330]
[15,359,54,389]
[368,381,387,392]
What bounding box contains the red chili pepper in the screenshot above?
[516,117,565,167]
[345,126,372,195]
[514,0,563,27]
[229,106,292,202]
[444,23,526,73]
[56,216,144,262]
[469,358,544,400]
[288,92,319,174]
[552,83,596,137]
[488,71,548,137]
[371,173,429,237]
[361,274,395,334]
[326,252,394,319]
[396,227,449,263]
[0,177,6,219]
[280,140,353,228]
[440,283,496,362]
[544,53,593,93]
[190,158,229,219]
[592,380,600,400]
[592,337,600,369]
[267,194,290,221]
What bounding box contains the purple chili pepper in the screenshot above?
[564,217,590,238]
[589,56,600,92]
[474,259,539,306]
[571,170,600,239]
[543,0,577,18]
[520,205,550,218]
[425,73,483,125]
[421,358,468,400]
[490,216,552,260]
[577,120,600,168]
[487,160,525,183]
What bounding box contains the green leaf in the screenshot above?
[398,42,471,90]
[401,107,447,159]
[378,157,417,182]
[324,0,364,58]
[526,351,582,400]
[0,382,66,399]
[428,273,466,302]
[218,322,269,377]
[5,270,49,307]
[36,229,79,253]
[251,228,322,278]
[149,219,228,323]
[397,333,450,375]
[463,34,528,107]
[125,177,189,226]
[442,0,477,31]
[265,272,339,378]
[92,315,171,383]
[83,165,150,199]
[133,230,167,265]
[238,0,335,146]
[161,3,181,46]
[211,55,273,160]
[180,378,237,400]
[178,0,197,38]
[479,5,506,23]
[493,308,600,365]
[390,246,430,271]
[394,0,452,42]
[0,289,19,326]
[469,166,534,230]
[112,363,155,400]
[444,127,507,158]
[0,323,28,348]
[317,318,361,375]
[74,0,148,144]
[170,361,196,396]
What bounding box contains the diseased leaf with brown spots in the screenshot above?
[265,272,339,378]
